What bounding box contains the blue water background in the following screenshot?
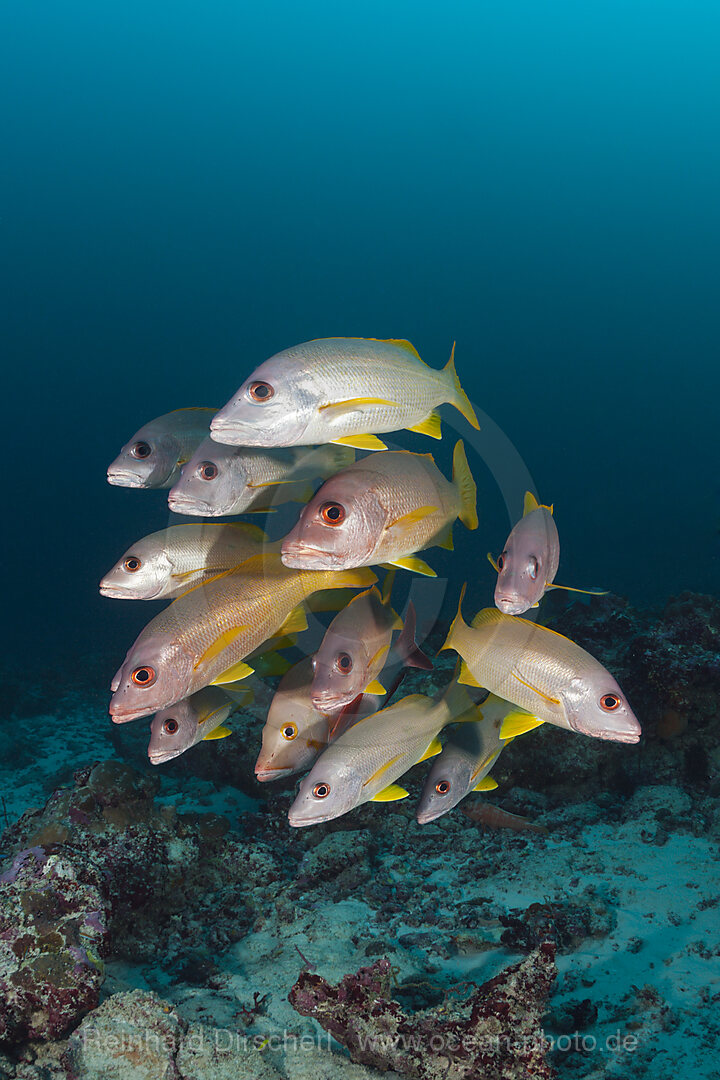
[2,0,719,667]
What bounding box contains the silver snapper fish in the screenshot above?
[255,657,381,782]
[281,442,477,576]
[167,439,354,516]
[109,554,376,723]
[210,338,479,450]
[147,685,252,764]
[490,492,606,614]
[100,522,270,600]
[288,681,478,827]
[441,587,641,743]
[311,590,431,712]
[107,408,217,489]
[416,694,539,824]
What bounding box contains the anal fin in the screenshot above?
[407,410,442,439]
[417,736,443,763]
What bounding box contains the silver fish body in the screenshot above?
[494,494,559,614]
[100,522,270,600]
[109,554,376,723]
[107,408,216,489]
[288,681,477,827]
[442,598,641,744]
[210,338,478,447]
[167,439,354,517]
[281,443,477,571]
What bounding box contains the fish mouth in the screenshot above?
[148,750,180,765]
[210,418,267,447]
[496,597,527,615]
[255,766,294,782]
[167,493,211,516]
[107,470,147,488]
[415,807,443,826]
[311,691,351,713]
[99,583,138,599]
[288,809,325,828]
[281,543,343,569]
[599,727,641,744]
[110,704,154,724]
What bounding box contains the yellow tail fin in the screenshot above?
[452,441,478,530]
[444,344,480,430]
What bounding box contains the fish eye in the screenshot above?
[281,722,298,741]
[319,502,346,526]
[197,461,218,481]
[131,441,152,459]
[312,782,331,799]
[435,780,451,795]
[162,718,179,735]
[528,557,538,581]
[131,666,156,687]
[336,653,353,674]
[123,556,142,573]
[497,554,505,571]
[248,381,274,403]
[600,693,621,711]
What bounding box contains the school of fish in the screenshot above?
[103,336,641,829]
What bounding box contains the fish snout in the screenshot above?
[495,595,528,615]
[281,542,343,570]
[107,469,146,488]
[255,765,294,782]
[167,492,212,516]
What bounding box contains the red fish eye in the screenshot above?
[336,653,353,674]
[497,554,505,571]
[313,783,331,799]
[528,556,538,581]
[124,556,142,572]
[248,381,274,402]
[131,666,156,687]
[131,441,152,459]
[163,718,179,735]
[600,693,621,711]
[320,502,346,526]
[197,461,218,481]
[435,780,451,795]
[282,723,298,740]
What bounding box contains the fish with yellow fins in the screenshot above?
[100,522,270,600]
[167,439,354,517]
[210,338,479,451]
[107,408,217,489]
[147,684,253,765]
[489,492,606,614]
[255,657,383,782]
[109,553,376,723]
[288,681,479,827]
[441,586,641,743]
[416,693,539,824]
[281,441,477,576]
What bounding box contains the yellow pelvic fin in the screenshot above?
[440,582,467,654]
[253,652,292,677]
[202,725,232,741]
[457,660,482,688]
[371,783,410,802]
[365,679,387,696]
[319,397,400,414]
[330,434,388,451]
[194,625,249,671]
[546,583,609,596]
[452,440,478,530]
[381,567,396,607]
[444,343,480,430]
[211,660,255,685]
[417,736,443,763]
[278,605,309,636]
[487,552,500,573]
[500,711,546,739]
[307,588,358,613]
[388,505,439,531]
[437,524,454,551]
[473,775,498,792]
[407,410,442,439]
[387,556,437,577]
[510,669,561,706]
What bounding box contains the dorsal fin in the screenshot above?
[377,338,422,359]
[523,491,553,515]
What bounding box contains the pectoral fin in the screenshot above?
[510,669,560,706]
[386,556,437,577]
[371,784,410,802]
[487,552,500,573]
[319,396,400,414]
[546,583,609,596]
[330,434,388,451]
[387,505,439,531]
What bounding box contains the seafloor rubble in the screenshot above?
[0,591,718,1079]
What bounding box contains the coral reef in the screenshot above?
[289,948,558,1079]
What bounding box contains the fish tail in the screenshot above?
[444,344,480,430]
[441,582,468,654]
[452,440,478,530]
